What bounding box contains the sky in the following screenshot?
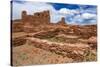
[12,1,97,25]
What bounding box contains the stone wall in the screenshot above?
[12,22,24,32]
[22,10,50,26]
[57,17,67,26]
[13,10,68,33]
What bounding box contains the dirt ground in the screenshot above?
[12,43,73,66]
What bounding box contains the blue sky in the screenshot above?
[12,1,97,25]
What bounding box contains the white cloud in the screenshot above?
[59,8,70,14]
[66,12,97,25]
[81,13,96,19]
[59,8,79,14]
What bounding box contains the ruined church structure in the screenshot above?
[22,10,51,25]
[12,10,67,32]
[21,10,67,26]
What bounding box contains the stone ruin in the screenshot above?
[21,10,67,26]
[22,10,50,25]
[12,10,68,32]
[57,17,66,26]
[20,10,67,32]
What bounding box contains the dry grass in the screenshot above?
[83,50,97,61]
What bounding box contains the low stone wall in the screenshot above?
[12,36,26,47]
[27,37,90,62]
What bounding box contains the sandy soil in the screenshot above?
[12,44,73,66]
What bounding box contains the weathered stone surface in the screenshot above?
[57,17,66,26]
[27,37,90,61]
[13,10,68,33]
[22,10,50,25]
[12,36,26,47]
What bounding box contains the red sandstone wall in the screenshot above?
[22,10,50,26]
